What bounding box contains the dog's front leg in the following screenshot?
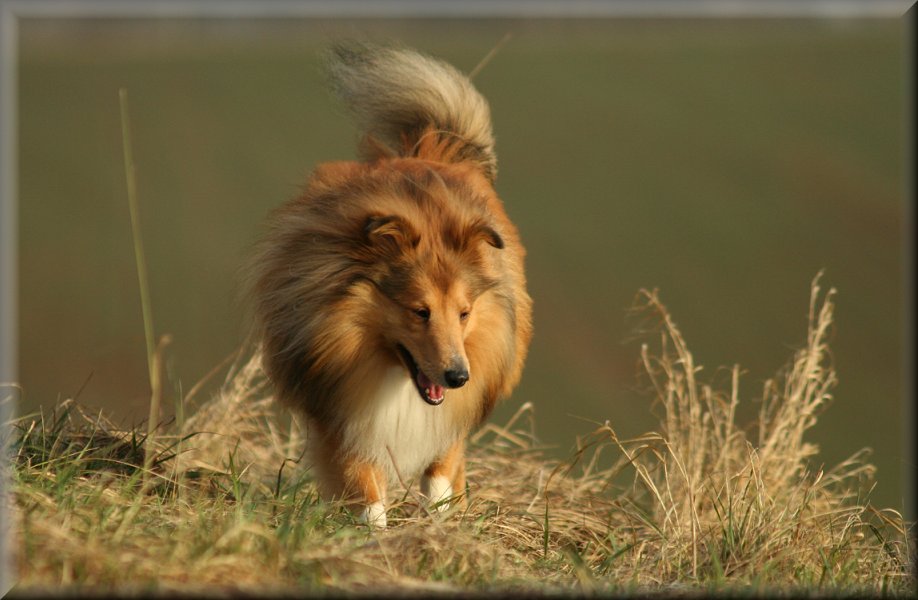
[421,439,466,512]
[343,460,388,529]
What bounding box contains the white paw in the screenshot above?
[421,475,453,512]
[358,501,387,529]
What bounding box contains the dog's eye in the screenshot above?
[459,310,471,322]
[414,307,431,321]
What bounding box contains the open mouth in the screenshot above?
[396,344,445,406]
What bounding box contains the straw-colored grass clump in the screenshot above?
[6,277,914,594]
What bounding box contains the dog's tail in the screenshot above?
[326,42,498,181]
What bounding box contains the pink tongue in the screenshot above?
[416,371,445,402]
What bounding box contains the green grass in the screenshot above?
[7,278,913,595]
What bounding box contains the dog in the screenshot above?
[248,43,532,528]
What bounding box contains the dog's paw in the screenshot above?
[358,501,387,529]
[421,475,453,512]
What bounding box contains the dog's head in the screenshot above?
[356,167,505,406]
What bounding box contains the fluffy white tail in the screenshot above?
[326,42,498,181]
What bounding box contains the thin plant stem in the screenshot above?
[118,88,156,384]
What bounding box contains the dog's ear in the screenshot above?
[364,215,420,252]
[468,223,504,250]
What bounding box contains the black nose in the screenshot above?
[444,368,469,389]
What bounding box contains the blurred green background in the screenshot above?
[18,18,908,513]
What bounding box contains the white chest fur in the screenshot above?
[340,367,460,485]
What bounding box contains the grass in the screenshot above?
[5,275,914,595]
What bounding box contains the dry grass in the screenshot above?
[6,276,914,595]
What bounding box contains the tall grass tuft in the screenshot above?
[6,277,914,594]
[570,274,911,591]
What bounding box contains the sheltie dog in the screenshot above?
[248,43,532,528]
